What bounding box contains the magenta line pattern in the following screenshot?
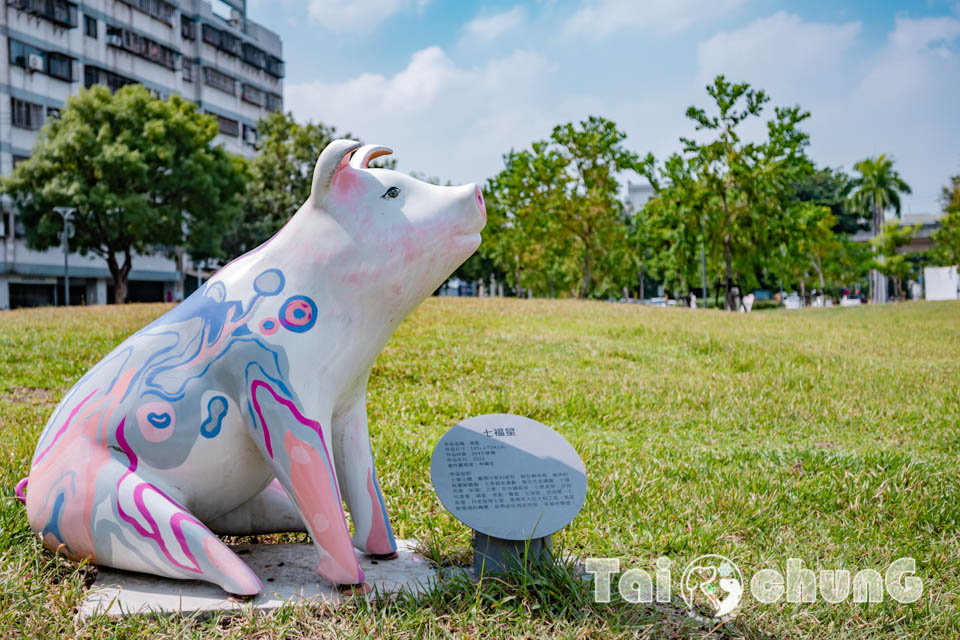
[114,418,204,574]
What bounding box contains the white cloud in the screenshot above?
[286,46,559,184]
[889,15,960,52]
[307,0,431,33]
[563,0,747,39]
[462,6,525,42]
[696,12,861,95]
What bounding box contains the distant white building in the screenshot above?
[626,180,655,213]
[850,213,944,254]
[0,0,284,309]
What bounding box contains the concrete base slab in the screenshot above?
[78,539,435,619]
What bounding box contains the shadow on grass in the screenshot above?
[363,538,776,640]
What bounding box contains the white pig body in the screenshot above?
[21,140,486,593]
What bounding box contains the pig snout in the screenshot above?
[453,183,486,236]
[474,185,486,223]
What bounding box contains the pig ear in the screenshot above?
[310,139,362,201]
[349,144,393,169]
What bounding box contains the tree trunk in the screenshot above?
[813,256,825,302]
[514,254,521,298]
[723,233,733,311]
[581,244,592,298]
[799,279,806,307]
[107,250,132,304]
[638,270,644,300]
[872,201,882,303]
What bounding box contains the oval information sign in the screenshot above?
[430,414,587,541]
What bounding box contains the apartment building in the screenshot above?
[0,0,284,309]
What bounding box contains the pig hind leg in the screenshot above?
[205,479,308,536]
[96,457,262,595]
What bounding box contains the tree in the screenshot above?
[872,222,920,300]
[484,117,641,298]
[482,143,577,296]
[849,154,912,302]
[641,75,812,310]
[635,153,704,299]
[790,167,862,235]
[931,175,960,266]
[2,85,247,303]
[223,111,395,257]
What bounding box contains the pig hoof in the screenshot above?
[370,551,399,561]
[337,582,371,596]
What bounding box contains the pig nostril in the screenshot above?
[475,186,486,218]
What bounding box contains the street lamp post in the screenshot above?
[54,207,76,306]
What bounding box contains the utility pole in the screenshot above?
[700,215,707,308]
[54,207,76,306]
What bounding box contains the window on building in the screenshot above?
[266,56,284,78]
[9,39,45,70]
[12,155,30,170]
[242,124,258,146]
[8,0,78,28]
[11,98,45,130]
[242,43,266,69]
[106,24,122,43]
[46,52,73,81]
[265,93,282,113]
[46,107,61,119]
[84,65,135,92]
[203,67,236,95]
[241,83,265,107]
[183,59,194,82]
[116,0,175,25]
[201,23,221,47]
[84,14,97,38]
[9,39,74,82]
[219,31,241,56]
[181,15,196,40]
[211,114,239,137]
[105,25,178,70]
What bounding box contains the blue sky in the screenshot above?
[246,0,960,214]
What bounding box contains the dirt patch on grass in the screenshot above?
[1,387,61,406]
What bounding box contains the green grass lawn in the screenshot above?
[1,299,958,639]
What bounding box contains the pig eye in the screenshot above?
[382,186,401,199]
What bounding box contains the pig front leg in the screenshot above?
[244,371,364,586]
[332,389,398,558]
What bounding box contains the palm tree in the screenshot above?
[850,155,912,302]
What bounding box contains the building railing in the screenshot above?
[201,21,284,78]
[115,0,175,26]
[7,0,78,29]
[106,25,179,71]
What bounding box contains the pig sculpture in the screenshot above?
[17,140,487,594]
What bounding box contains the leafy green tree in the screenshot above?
[635,153,704,298]
[482,143,577,296]
[872,221,920,300]
[484,117,641,298]
[2,85,247,303]
[850,155,912,234]
[641,75,812,310]
[223,111,395,257]
[931,175,960,266]
[849,154,912,302]
[551,117,641,297]
[790,167,862,235]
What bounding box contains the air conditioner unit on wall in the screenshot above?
[27,54,44,71]
[106,34,122,47]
